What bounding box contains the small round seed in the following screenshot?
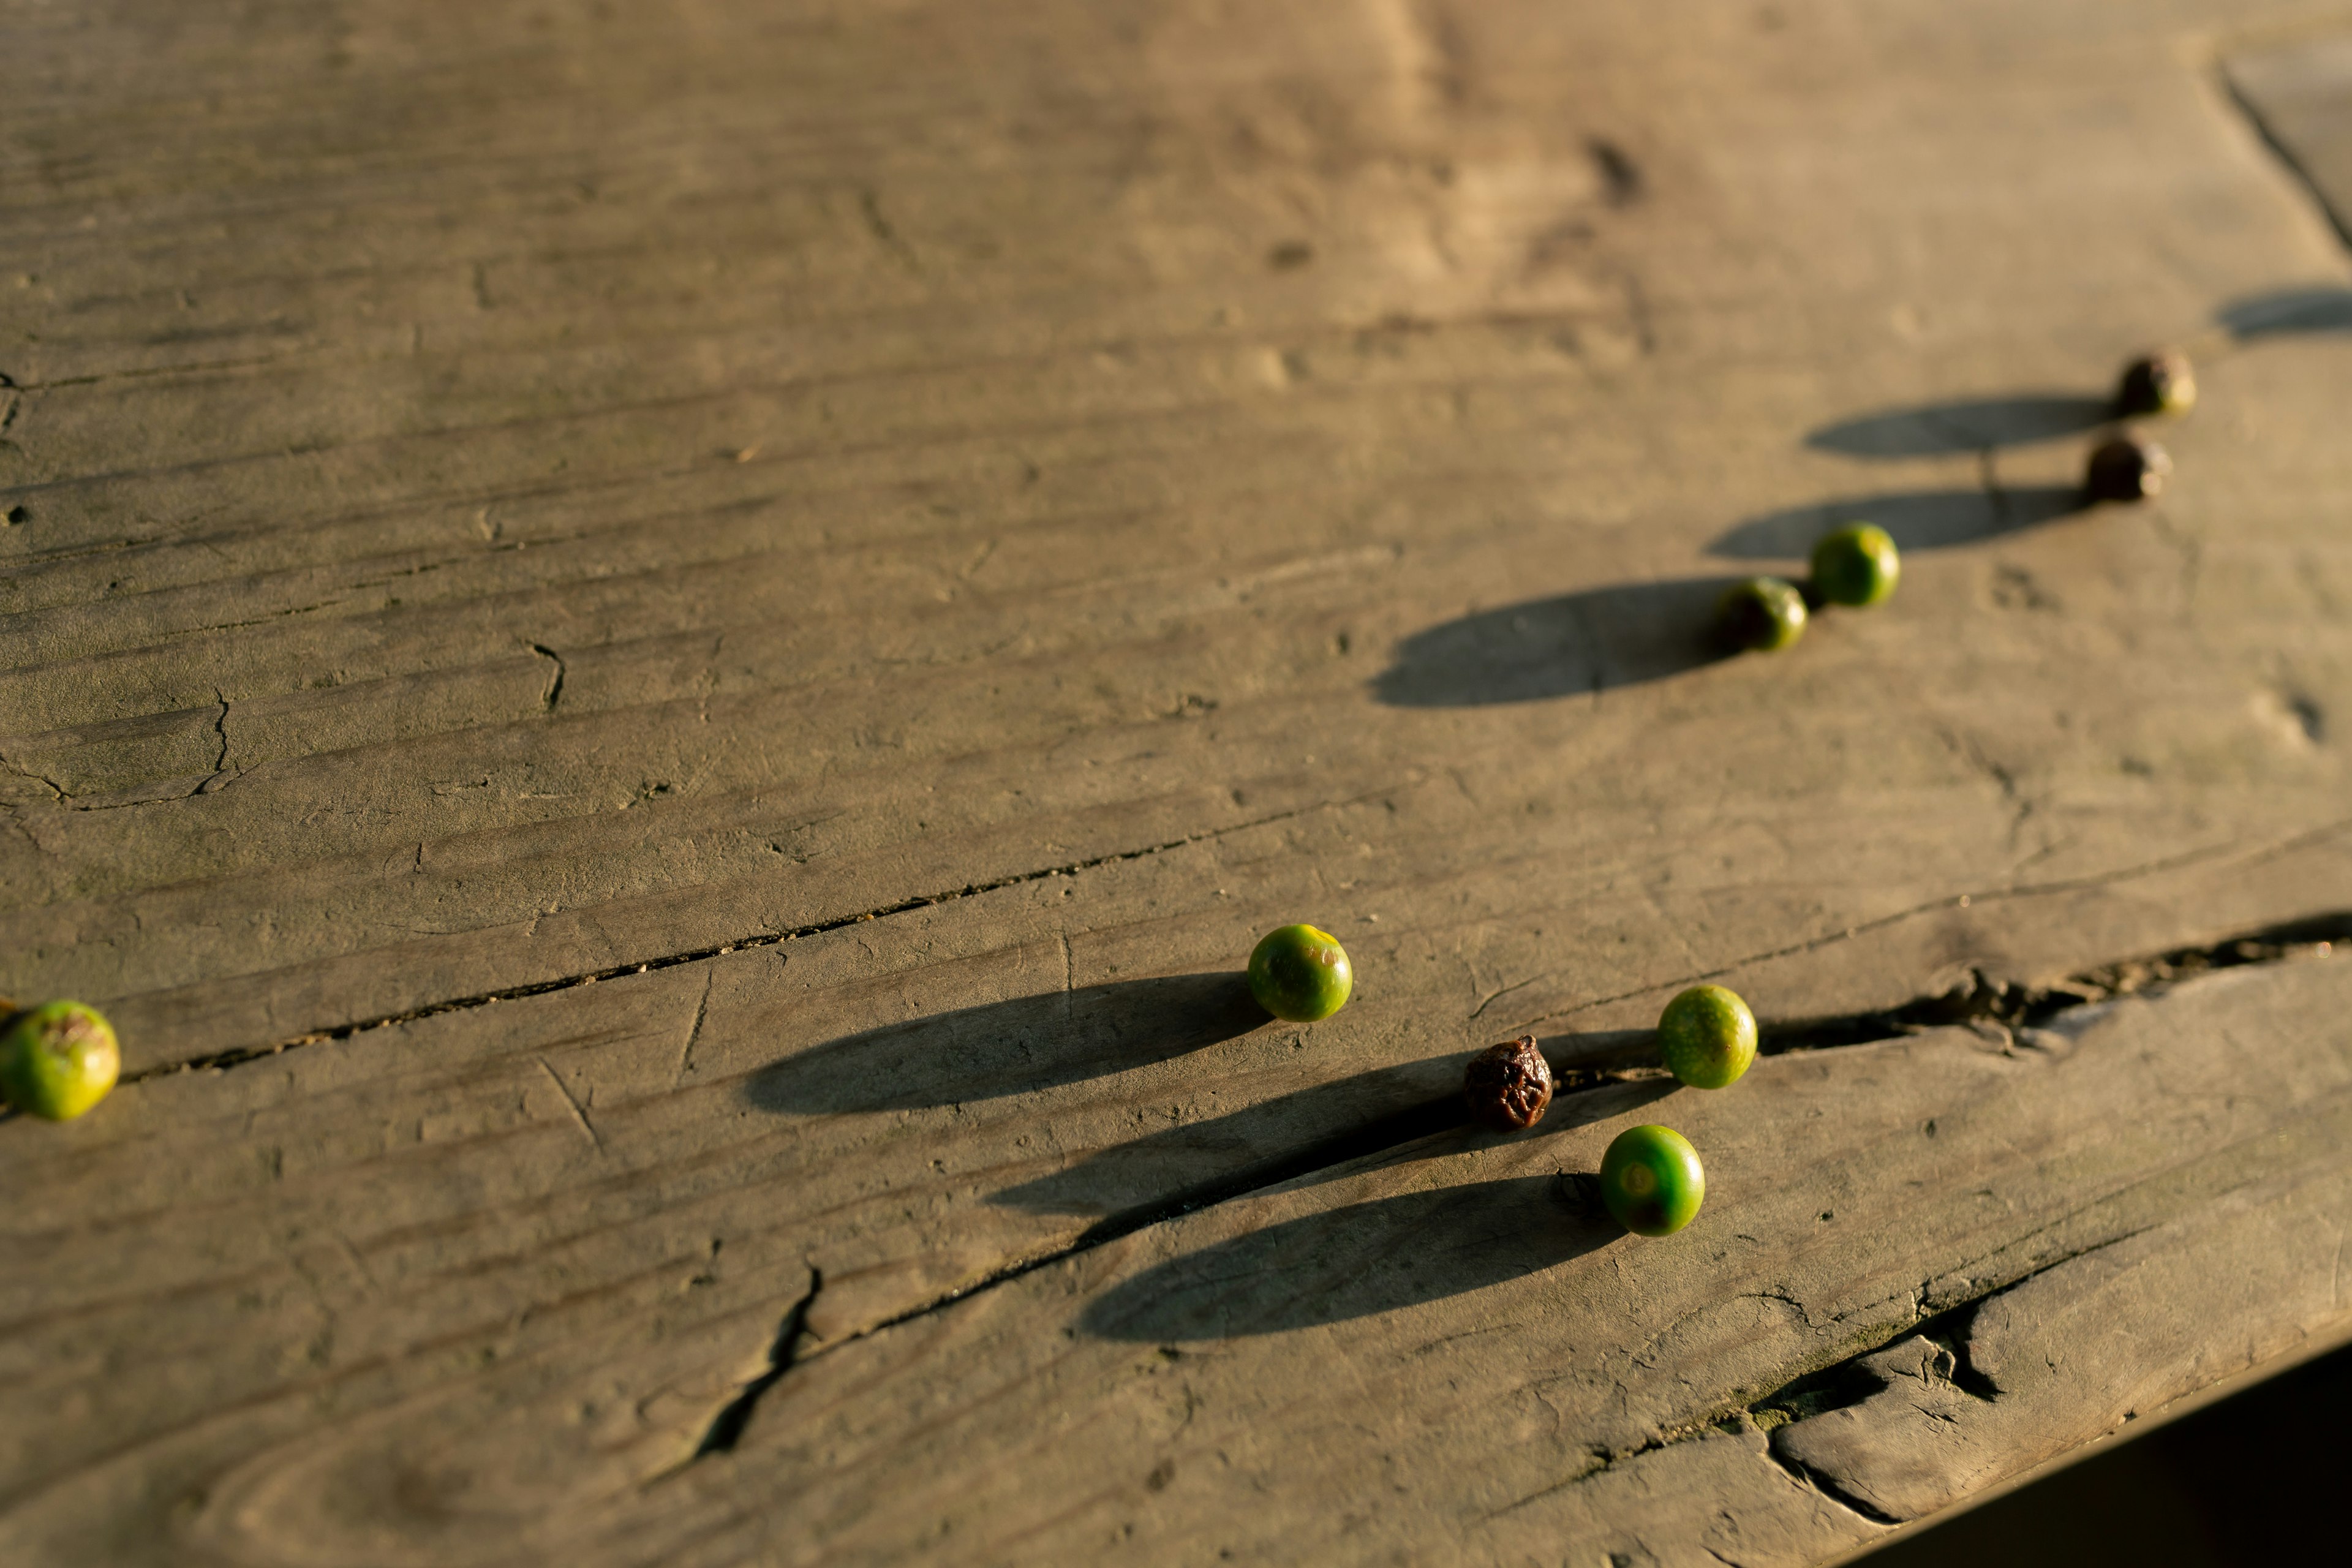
[1714,576,1808,654]
[1246,924,1354,1022]
[1464,1034,1554,1131]
[1809,523,1901,609]
[1657,984,1757,1090]
[1598,1124,1706,1237]
[0,1000,120,1121]
[2114,349,2196,418]
[2084,434,2172,503]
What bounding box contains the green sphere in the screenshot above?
[1714,576,1807,654]
[1600,1125,1706,1237]
[1247,924,1353,1022]
[0,1001,120,1121]
[2116,350,2195,418]
[1657,984,1757,1090]
[1809,523,1901,608]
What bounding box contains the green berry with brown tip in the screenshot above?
[0,1001,120,1121]
[1714,576,1807,654]
[1599,1124,1706,1237]
[2115,349,2195,418]
[1809,523,1901,608]
[1657,984,1757,1089]
[1247,924,1353,1022]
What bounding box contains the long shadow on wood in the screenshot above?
[1806,396,2112,459]
[994,1046,1668,1220]
[1372,575,1747,707]
[1080,1171,1622,1340]
[2217,285,2352,339]
[1709,485,2082,561]
[742,971,1265,1114]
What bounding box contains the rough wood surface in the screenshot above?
[5,1,2352,1563]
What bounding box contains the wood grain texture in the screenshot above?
[5,0,2352,1562]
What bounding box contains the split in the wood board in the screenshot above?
[120,788,1394,1086]
[682,1264,823,1465]
[528,643,567,711]
[1496,1224,2157,1527]
[0,690,236,811]
[2222,56,2352,255]
[1488,813,2352,1035]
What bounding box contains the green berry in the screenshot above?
[1247,924,1353,1022]
[1809,524,1900,608]
[1599,1125,1706,1237]
[1714,576,1807,654]
[0,1001,120,1121]
[2115,350,2195,418]
[1657,984,1757,1089]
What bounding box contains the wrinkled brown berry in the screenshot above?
[1464,1034,1553,1131]
[2084,434,2171,503]
[2114,350,2195,418]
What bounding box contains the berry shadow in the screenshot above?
[741,971,1265,1115]
[1708,485,2082,561]
[1371,575,1751,708]
[2216,285,2352,340]
[992,1049,1672,1219]
[1079,1168,1623,1341]
[1805,395,2113,459]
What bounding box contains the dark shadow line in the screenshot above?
[691,1263,821,1459]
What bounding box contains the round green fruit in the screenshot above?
[1599,1125,1706,1237]
[1714,576,1807,654]
[2115,350,2195,418]
[0,1001,120,1121]
[1247,924,1354,1023]
[1657,984,1757,1090]
[1809,523,1901,608]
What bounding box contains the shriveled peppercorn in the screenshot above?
[2115,350,2195,418]
[1464,1034,1553,1131]
[1714,576,1807,654]
[2084,434,2171,502]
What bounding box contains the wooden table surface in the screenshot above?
[7,2,2352,1562]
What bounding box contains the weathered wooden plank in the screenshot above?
[9,950,2320,1567]
[4,1,2352,1563]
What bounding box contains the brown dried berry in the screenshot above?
[1464,1035,1554,1132]
[2084,434,2171,503]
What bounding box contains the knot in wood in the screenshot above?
[1464,1034,1554,1132]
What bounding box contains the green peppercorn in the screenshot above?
[1599,1124,1706,1237]
[2114,350,2195,418]
[1808,523,1900,609]
[1247,924,1353,1022]
[1657,984,1757,1089]
[2084,434,2171,503]
[1714,576,1807,654]
[0,1000,120,1121]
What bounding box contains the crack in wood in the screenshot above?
[2222,55,2352,253]
[679,1264,823,1465]
[123,788,1397,1086]
[1498,815,2352,1035]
